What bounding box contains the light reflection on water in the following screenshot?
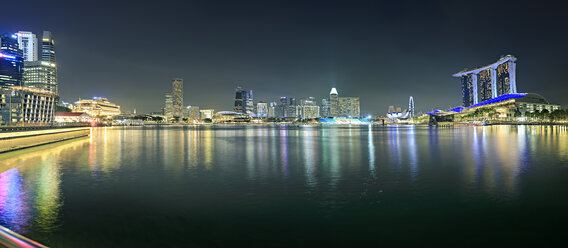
[0,125,568,246]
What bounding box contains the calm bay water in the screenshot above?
[1,125,568,247]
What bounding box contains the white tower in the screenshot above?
[17,31,38,61]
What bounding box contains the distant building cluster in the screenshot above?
[1,31,59,125]
[227,86,360,121]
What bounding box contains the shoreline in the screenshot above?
[0,127,91,153]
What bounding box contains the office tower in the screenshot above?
[287,97,297,118]
[329,87,339,117]
[321,98,330,117]
[277,96,287,117]
[234,86,249,114]
[172,78,183,117]
[164,93,173,117]
[453,55,517,107]
[41,31,56,63]
[184,106,200,119]
[337,97,360,118]
[17,31,38,61]
[268,102,277,118]
[25,31,58,94]
[257,101,268,117]
[0,33,24,87]
[246,90,254,116]
[23,61,57,92]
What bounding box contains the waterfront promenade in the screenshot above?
[0,127,90,153]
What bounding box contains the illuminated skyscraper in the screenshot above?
[23,31,58,94]
[337,97,360,118]
[329,87,338,117]
[23,61,57,93]
[41,31,56,63]
[454,55,517,107]
[256,101,268,117]
[172,78,183,117]
[321,98,330,117]
[17,31,38,61]
[164,93,173,117]
[0,33,24,88]
[234,86,253,116]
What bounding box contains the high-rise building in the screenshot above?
[338,97,360,118]
[23,61,57,93]
[454,55,517,107]
[321,98,330,117]
[256,101,268,117]
[277,96,288,118]
[184,106,200,119]
[172,78,183,117]
[246,90,254,116]
[287,97,297,118]
[17,31,38,62]
[164,93,173,117]
[41,31,56,63]
[23,31,59,94]
[234,86,254,116]
[297,105,320,120]
[326,87,360,118]
[0,33,24,88]
[268,102,277,118]
[329,87,339,117]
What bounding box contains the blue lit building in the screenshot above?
[0,33,24,88]
[454,55,517,107]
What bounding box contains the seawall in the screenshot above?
[0,127,91,153]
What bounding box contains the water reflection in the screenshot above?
[1,125,568,246]
[0,137,89,234]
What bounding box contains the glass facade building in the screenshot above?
[0,34,24,88]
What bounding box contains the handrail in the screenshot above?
[0,225,47,248]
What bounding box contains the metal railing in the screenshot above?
[0,225,47,248]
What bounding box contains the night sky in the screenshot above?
[2,0,567,115]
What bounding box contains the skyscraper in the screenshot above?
[453,55,517,107]
[164,93,173,117]
[0,33,23,88]
[41,31,56,63]
[329,87,339,117]
[23,31,58,94]
[287,97,297,118]
[17,31,38,62]
[337,97,360,117]
[321,98,330,117]
[172,78,183,117]
[268,102,277,118]
[256,101,268,117]
[23,61,57,93]
[278,96,288,117]
[234,86,251,114]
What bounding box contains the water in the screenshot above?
[1,125,568,247]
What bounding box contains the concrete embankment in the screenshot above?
[0,127,90,153]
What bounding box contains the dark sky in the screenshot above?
[2,0,567,115]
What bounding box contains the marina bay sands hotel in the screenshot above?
[453,55,517,107]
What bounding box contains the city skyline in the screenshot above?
[1,0,568,114]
